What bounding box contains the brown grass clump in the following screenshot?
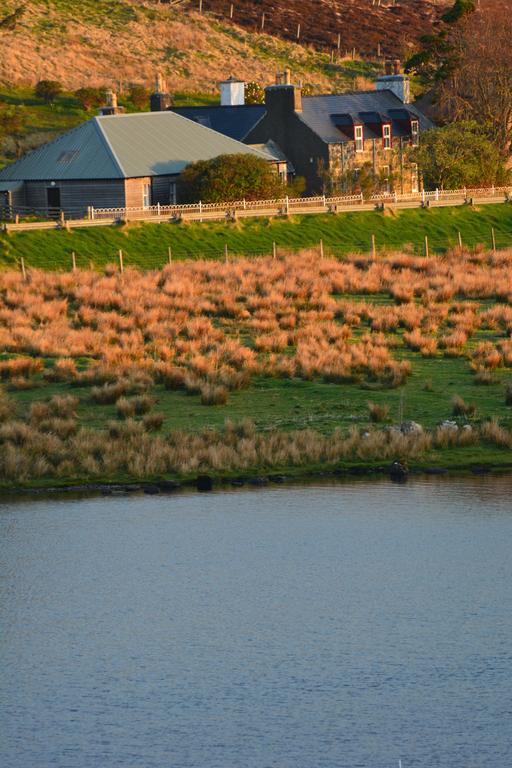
[0,357,43,381]
[200,383,229,406]
[143,412,165,432]
[452,395,477,418]
[368,401,390,423]
[116,394,154,418]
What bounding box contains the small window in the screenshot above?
[143,183,151,208]
[411,120,419,146]
[383,124,391,150]
[169,182,177,204]
[354,125,363,152]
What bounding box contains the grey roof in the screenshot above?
[169,105,266,141]
[0,180,24,191]
[299,90,434,143]
[0,112,271,182]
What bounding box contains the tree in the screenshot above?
[411,121,508,190]
[74,87,105,111]
[437,5,512,153]
[177,154,285,203]
[128,84,149,110]
[0,105,27,157]
[35,80,62,104]
[245,82,264,105]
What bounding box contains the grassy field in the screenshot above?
[2,243,512,489]
[2,204,512,270]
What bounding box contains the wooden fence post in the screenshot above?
[224,243,228,263]
[118,249,124,273]
[337,32,341,50]
[296,23,301,40]
[20,257,27,281]
[199,0,202,12]
[424,235,429,258]
[458,231,463,252]
[261,12,265,30]
[72,251,76,271]
[272,241,277,259]
[319,239,324,258]
[371,234,376,258]
[168,246,172,264]
[492,227,496,253]
[229,3,233,19]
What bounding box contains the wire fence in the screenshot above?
[12,229,512,274]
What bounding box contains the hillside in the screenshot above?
[0,0,381,93]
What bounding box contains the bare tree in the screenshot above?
[439,4,512,153]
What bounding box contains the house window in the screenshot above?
[411,162,419,194]
[354,125,363,153]
[142,183,151,208]
[411,120,419,146]
[383,124,391,150]
[381,165,390,193]
[169,182,177,204]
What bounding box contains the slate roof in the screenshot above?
[0,112,271,181]
[299,90,434,144]
[169,105,266,141]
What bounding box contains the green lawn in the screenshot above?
[2,204,512,270]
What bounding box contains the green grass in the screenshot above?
[2,204,512,270]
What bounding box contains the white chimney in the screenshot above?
[376,59,411,104]
[220,77,245,106]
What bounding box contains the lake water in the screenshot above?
[1,478,512,768]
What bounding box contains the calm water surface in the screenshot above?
[1,477,512,768]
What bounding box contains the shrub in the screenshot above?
[74,87,106,111]
[368,401,390,423]
[452,394,477,417]
[35,80,62,104]
[200,383,229,405]
[177,154,285,203]
[143,412,165,432]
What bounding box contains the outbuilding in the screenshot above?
[0,111,274,217]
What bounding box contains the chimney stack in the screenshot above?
[150,72,172,112]
[98,89,124,116]
[265,69,302,115]
[375,59,411,104]
[220,76,245,106]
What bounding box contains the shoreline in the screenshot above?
[1,459,507,501]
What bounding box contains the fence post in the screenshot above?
[71,251,76,271]
[272,241,277,259]
[322,194,326,209]
[435,188,439,201]
[91,206,95,220]
[424,235,429,258]
[118,249,124,273]
[224,243,228,263]
[168,246,172,264]
[157,202,161,217]
[319,239,324,258]
[371,234,376,258]
[199,200,202,222]
[458,231,463,253]
[492,227,496,253]
[285,195,289,215]
[243,198,246,210]
[20,257,27,281]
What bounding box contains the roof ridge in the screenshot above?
[93,117,125,177]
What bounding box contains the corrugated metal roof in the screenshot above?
[0,180,24,191]
[299,90,434,143]
[170,104,266,141]
[0,120,122,181]
[0,111,271,182]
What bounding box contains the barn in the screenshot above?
[0,111,275,217]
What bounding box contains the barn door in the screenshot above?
[46,186,61,215]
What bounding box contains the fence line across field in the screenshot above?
[2,186,512,233]
[13,230,512,274]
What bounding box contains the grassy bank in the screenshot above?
[2,204,512,270]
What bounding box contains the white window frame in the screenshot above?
[142,182,151,208]
[411,120,419,146]
[383,124,391,150]
[354,125,364,153]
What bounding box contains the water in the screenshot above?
[1,477,512,768]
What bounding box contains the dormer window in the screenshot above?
[383,124,391,150]
[411,120,419,146]
[354,125,363,152]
